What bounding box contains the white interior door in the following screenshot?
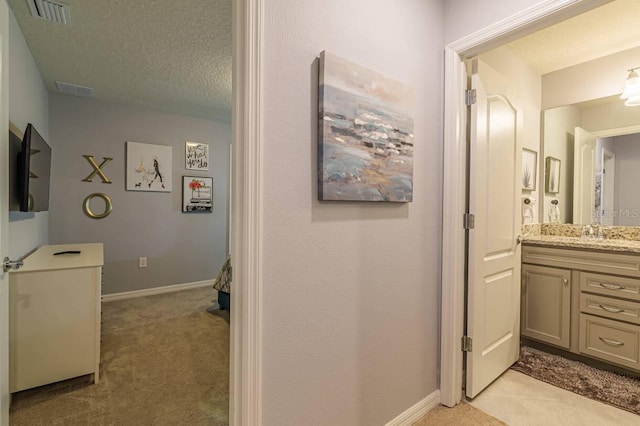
[466,58,521,398]
[573,127,596,225]
[601,149,615,226]
[0,1,10,423]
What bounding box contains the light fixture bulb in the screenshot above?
[621,68,640,103]
[625,96,640,106]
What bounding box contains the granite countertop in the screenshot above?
[522,235,640,254]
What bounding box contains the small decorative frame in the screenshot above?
[522,148,537,191]
[126,141,172,192]
[185,141,209,171]
[182,176,213,213]
[545,156,561,194]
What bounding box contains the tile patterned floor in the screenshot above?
[468,370,640,425]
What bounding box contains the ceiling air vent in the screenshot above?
[28,0,71,25]
[56,81,94,97]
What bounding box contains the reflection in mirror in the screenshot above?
[542,98,640,226]
[542,106,577,224]
[545,156,560,194]
[595,132,640,226]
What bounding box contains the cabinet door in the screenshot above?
[521,264,571,349]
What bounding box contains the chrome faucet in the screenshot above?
[581,223,605,240]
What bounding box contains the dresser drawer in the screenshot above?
[579,314,640,371]
[580,293,640,325]
[580,272,640,301]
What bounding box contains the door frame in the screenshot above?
[440,0,611,407]
[600,147,614,226]
[0,1,9,423]
[231,0,264,424]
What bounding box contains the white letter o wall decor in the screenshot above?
[82,193,113,219]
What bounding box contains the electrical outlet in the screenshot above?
[139,257,147,268]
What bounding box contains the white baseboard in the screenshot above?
[385,390,441,426]
[102,280,215,302]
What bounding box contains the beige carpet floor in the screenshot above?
[413,403,506,425]
[9,287,229,426]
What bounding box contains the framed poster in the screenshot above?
[522,148,537,191]
[545,156,561,194]
[126,141,172,192]
[185,141,209,171]
[182,176,213,213]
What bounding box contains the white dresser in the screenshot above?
[9,243,103,392]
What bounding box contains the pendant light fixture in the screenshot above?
[621,67,640,106]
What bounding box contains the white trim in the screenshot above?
[384,391,440,426]
[101,280,214,302]
[231,0,263,425]
[592,124,640,138]
[440,0,611,409]
[440,47,467,408]
[449,0,612,57]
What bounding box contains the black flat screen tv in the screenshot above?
[16,123,51,212]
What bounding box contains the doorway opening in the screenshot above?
[4,0,235,423]
[442,0,640,422]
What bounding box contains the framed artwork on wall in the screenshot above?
[318,51,415,202]
[522,148,537,191]
[182,176,213,213]
[545,156,561,194]
[126,142,172,192]
[185,141,209,171]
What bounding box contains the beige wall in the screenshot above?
[542,46,640,110]
[580,100,640,132]
[8,8,49,259]
[261,0,442,424]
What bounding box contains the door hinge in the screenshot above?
[465,89,477,106]
[463,213,475,230]
[461,336,473,352]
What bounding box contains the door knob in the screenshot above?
[3,257,24,273]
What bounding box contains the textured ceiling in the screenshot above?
[8,0,231,122]
[507,0,640,75]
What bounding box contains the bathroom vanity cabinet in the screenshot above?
[521,243,640,372]
[9,243,103,392]
[521,264,571,349]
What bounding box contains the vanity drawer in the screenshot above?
[580,314,640,371]
[522,246,640,277]
[580,293,640,325]
[580,272,640,301]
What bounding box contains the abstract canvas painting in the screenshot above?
[318,51,415,202]
[126,141,172,192]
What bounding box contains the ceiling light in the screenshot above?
[621,67,640,106]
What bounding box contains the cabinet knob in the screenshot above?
[563,278,569,286]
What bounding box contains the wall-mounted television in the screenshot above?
[13,124,52,212]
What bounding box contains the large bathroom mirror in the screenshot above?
[542,96,640,226]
